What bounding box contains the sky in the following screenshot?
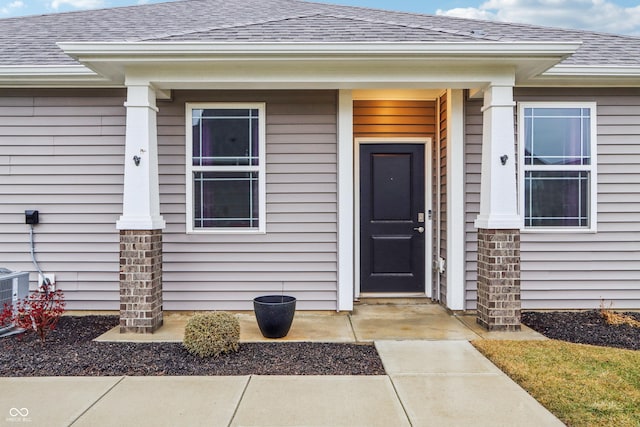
[1,0,639,36]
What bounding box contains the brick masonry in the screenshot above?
[476,228,521,331]
[119,229,163,333]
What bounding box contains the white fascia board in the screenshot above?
[123,60,519,88]
[353,89,442,100]
[546,64,640,76]
[0,64,112,87]
[525,64,640,87]
[0,65,95,76]
[58,41,582,58]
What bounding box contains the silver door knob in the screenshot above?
[413,226,425,233]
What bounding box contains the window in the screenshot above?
[519,103,597,231]
[186,103,266,233]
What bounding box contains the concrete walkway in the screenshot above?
[0,341,563,427]
[1,304,564,426]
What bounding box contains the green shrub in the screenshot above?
[183,312,240,358]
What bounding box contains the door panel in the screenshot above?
[372,236,413,273]
[360,144,425,293]
[372,154,412,220]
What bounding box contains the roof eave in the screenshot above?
[0,65,115,87]
[57,41,582,57]
[1,41,588,88]
[53,40,582,88]
[523,65,640,87]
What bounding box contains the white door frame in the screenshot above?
[354,137,433,299]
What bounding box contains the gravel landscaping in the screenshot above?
[2,310,639,377]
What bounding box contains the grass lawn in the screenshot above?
[472,340,640,427]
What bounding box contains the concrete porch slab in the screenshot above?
[94,303,546,343]
[73,376,249,427]
[458,315,548,340]
[237,312,356,342]
[0,377,122,427]
[350,304,479,342]
[95,311,356,343]
[95,317,186,342]
[230,376,410,427]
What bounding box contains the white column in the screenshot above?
[337,90,354,312]
[446,89,466,311]
[116,85,166,230]
[474,85,521,229]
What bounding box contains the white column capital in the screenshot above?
[481,84,516,111]
[474,85,521,229]
[116,84,165,230]
[123,85,160,111]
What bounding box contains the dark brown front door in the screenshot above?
[360,144,426,293]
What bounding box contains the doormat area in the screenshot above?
[1,316,385,376]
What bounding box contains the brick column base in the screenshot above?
[476,228,521,331]
[119,229,163,333]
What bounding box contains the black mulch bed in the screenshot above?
[4,311,638,377]
[522,310,640,351]
[0,316,385,377]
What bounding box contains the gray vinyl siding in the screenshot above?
[463,97,482,310]
[464,88,640,310]
[0,89,126,310]
[0,89,339,311]
[158,90,338,311]
[516,88,640,309]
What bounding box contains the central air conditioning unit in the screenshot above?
[0,268,29,337]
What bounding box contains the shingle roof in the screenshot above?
[0,0,639,66]
[146,14,479,42]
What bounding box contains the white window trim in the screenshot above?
[518,101,598,233]
[185,102,266,234]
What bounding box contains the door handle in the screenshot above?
[413,226,425,233]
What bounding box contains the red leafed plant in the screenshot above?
[0,289,66,343]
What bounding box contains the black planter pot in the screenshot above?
[253,295,296,338]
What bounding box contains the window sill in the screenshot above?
[520,227,597,234]
[186,228,266,235]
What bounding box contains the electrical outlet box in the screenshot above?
[38,274,55,292]
[25,210,39,225]
[437,258,446,274]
